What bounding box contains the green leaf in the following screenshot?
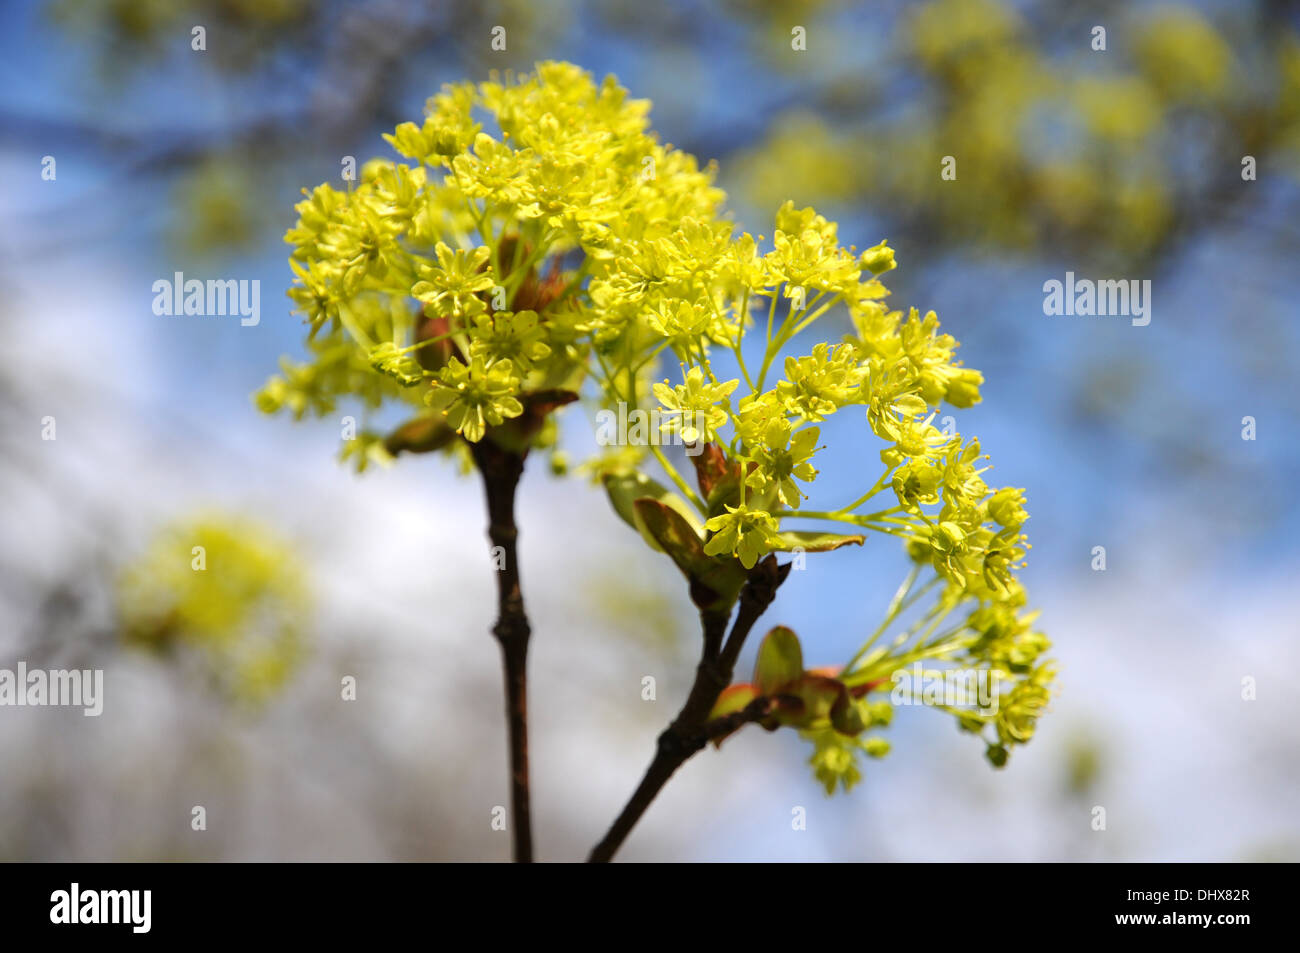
[383,415,456,456]
[632,497,708,570]
[603,472,704,553]
[753,626,804,696]
[794,674,847,720]
[767,694,806,728]
[707,683,760,748]
[766,674,856,733]
[689,443,743,507]
[768,531,865,553]
[632,498,747,610]
[708,683,758,722]
[829,685,866,736]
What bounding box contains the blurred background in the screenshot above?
[1,0,1297,861]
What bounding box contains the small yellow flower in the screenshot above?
[412,243,495,318]
[468,310,552,374]
[703,503,781,569]
[426,356,523,442]
[652,366,738,445]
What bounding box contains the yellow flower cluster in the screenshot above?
[259,60,722,457]
[259,60,1052,790]
[589,193,1026,599]
[118,516,310,706]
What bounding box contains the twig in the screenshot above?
[588,556,790,862]
[701,695,774,742]
[468,438,533,863]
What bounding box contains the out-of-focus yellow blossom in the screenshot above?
[118,516,310,706]
[1132,7,1232,103]
[731,0,1297,264]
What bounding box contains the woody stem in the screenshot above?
[469,438,533,863]
[587,559,788,862]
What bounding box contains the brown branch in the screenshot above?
[468,437,533,863]
[701,696,774,742]
[587,556,790,863]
